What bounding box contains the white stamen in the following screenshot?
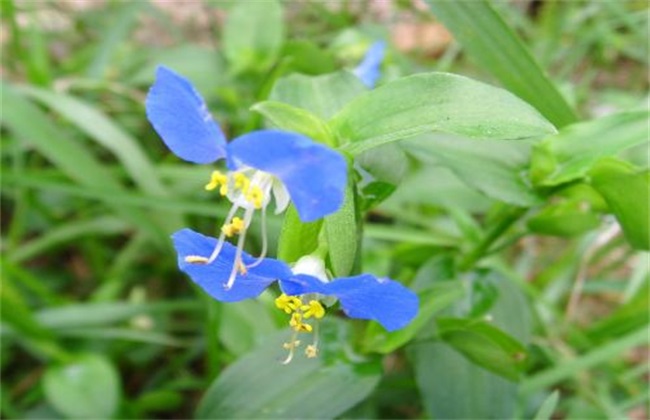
[206,204,239,264]
[247,206,268,269]
[224,207,254,290]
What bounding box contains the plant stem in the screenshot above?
[458,207,527,272]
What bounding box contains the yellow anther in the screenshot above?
[301,300,325,319]
[305,344,318,358]
[237,261,247,275]
[233,173,250,193]
[205,171,228,193]
[246,186,264,209]
[184,255,209,264]
[282,340,301,350]
[221,217,245,237]
[275,294,303,314]
[289,313,313,332]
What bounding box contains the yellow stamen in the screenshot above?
[233,173,250,193]
[305,344,318,358]
[237,261,247,275]
[301,300,325,319]
[275,294,303,314]
[204,170,228,194]
[289,313,313,332]
[246,185,264,209]
[184,255,209,264]
[282,340,301,350]
[221,216,245,237]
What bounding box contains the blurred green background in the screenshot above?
[1,1,648,419]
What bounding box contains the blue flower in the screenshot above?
[173,229,418,333]
[172,228,292,302]
[147,66,347,289]
[352,41,386,88]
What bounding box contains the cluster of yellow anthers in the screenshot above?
[275,294,325,361]
[204,170,264,209]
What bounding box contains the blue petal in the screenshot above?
[227,130,347,222]
[282,273,418,331]
[146,66,227,164]
[352,41,386,88]
[279,274,328,296]
[171,228,292,302]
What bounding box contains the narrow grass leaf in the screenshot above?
[18,86,168,195]
[521,326,649,394]
[7,216,130,264]
[426,0,578,128]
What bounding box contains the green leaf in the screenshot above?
[533,391,560,420]
[251,100,335,146]
[277,205,323,264]
[270,71,366,119]
[0,84,167,243]
[0,276,52,341]
[331,72,557,156]
[531,111,649,186]
[521,326,649,394]
[409,271,531,418]
[363,281,466,354]
[405,134,542,206]
[325,183,358,277]
[223,0,284,72]
[281,39,336,75]
[7,216,130,264]
[86,1,144,79]
[527,200,601,237]
[426,0,578,128]
[43,353,121,419]
[130,45,226,95]
[437,318,528,381]
[18,86,168,195]
[196,328,381,419]
[589,158,650,250]
[410,341,519,419]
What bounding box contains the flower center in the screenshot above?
[183,168,279,290]
[275,293,325,363]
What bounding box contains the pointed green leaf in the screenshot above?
[251,100,335,146]
[437,318,528,381]
[531,111,649,186]
[331,72,556,156]
[277,205,323,264]
[270,71,366,120]
[589,158,650,250]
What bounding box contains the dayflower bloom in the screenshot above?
[147,66,347,290]
[352,40,386,88]
[172,229,418,361]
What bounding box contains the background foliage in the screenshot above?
[1,1,648,419]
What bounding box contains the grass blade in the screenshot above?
[426,0,579,128]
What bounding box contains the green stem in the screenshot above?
[458,207,527,272]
